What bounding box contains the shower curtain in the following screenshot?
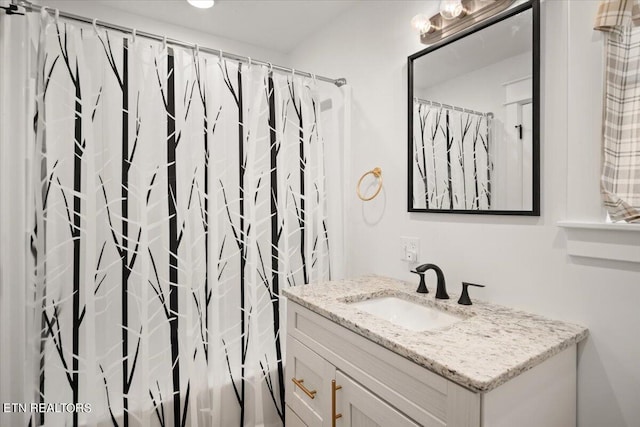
[23,11,339,427]
[412,102,492,210]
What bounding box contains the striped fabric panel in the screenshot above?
[595,0,640,222]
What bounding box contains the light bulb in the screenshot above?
[439,0,464,20]
[411,14,433,34]
[187,0,215,9]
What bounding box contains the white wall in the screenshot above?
[39,0,289,66]
[416,52,531,118]
[289,1,640,426]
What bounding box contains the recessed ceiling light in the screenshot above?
[187,0,215,9]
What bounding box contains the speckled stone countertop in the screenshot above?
[283,275,588,393]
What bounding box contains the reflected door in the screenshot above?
[521,102,533,210]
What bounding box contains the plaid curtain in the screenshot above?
[595,0,640,222]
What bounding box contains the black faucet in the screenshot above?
[410,263,449,299]
[458,282,485,305]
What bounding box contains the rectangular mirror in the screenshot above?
[408,0,539,215]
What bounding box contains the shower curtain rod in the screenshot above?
[8,0,347,87]
[414,97,493,118]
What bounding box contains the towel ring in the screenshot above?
[357,167,383,201]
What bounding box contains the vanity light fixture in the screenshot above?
[187,0,215,9]
[411,14,434,35]
[413,0,514,45]
[439,0,464,20]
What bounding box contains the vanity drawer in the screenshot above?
[287,301,480,427]
[285,336,335,427]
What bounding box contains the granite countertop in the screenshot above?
[283,275,588,393]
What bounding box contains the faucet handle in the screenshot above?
[410,269,428,293]
[458,282,485,305]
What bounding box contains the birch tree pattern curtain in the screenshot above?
[412,102,492,210]
[27,11,334,427]
[595,0,640,222]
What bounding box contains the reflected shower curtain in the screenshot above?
[27,11,334,427]
[412,102,492,210]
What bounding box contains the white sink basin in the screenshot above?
[349,296,462,332]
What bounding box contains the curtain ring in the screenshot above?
[268,62,273,73]
[54,8,60,24]
[195,43,199,58]
[247,57,252,68]
[163,35,167,51]
[92,18,98,34]
[356,167,383,201]
[218,49,223,63]
[131,28,136,43]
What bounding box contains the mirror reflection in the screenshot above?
[409,7,537,214]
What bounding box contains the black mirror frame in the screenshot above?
[407,0,540,216]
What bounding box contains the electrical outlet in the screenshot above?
[400,236,420,263]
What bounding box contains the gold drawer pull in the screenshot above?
[291,377,317,399]
[332,379,342,427]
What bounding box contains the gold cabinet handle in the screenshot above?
[331,379,342,427]
[291,377,317,399]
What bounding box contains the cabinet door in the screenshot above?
[286,404,308,427]
[286,337,335,427]
[335,371,420,427]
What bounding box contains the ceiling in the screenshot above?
[414,8,533,90]
[90,0,360,53]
